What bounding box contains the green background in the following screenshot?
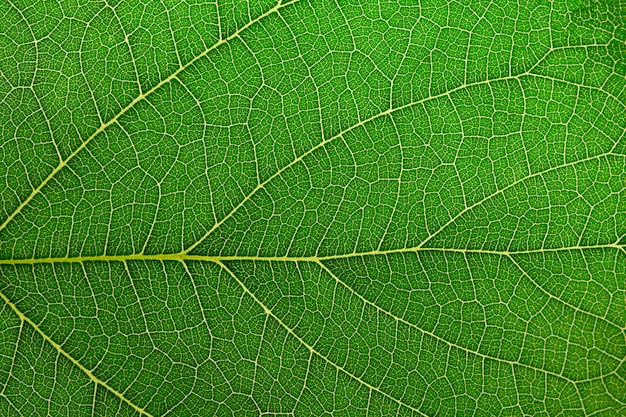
[0,0,624,415]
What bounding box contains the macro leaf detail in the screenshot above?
[0,0,625,416]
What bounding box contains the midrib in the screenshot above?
[0,242,622,265]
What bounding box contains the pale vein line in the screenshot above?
[0,314,22,396]
[1,397,26,417]
[531,72,625,108]
[415,152,621,250]
[0,244,622,266]
[0,252,621,412]
[0,0,295,236]
[216,261,431,417]
[182,72,530,254]
[317,262,587,385]
[507,254,625,338]
[2,243,622,332]
[315,243,626,261]
[5,0,61,162]
[315,261,600,386]
[0,8,621,414]
[0,289,155,417]
[183,72,624,255]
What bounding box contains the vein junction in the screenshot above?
[0,243,623,265]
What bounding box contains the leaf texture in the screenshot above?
[0,0,625,416]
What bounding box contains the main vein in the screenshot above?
[0,243,622,265]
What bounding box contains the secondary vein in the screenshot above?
[0,0,296,236]
[0,289,155,417]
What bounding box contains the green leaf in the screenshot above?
[1,0,625,415]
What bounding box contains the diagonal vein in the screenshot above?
[506,254,626,341]
[314,261,605,386]
[0,0,296,236]
[415,153,623,250]
[0,288,155,417]
[2,242,622,331]
[183,72,529,254]
[216,260,431,417]
[183,70,623,255]
[0,245,621,412]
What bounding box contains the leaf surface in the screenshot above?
[0,0,625,416]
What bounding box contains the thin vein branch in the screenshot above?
[0,289,155,417]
